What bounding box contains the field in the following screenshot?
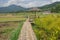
[0,13,26,40]
[32,14,60,40]
[0,12,60,40]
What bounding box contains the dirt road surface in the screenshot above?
[18,18,37,40]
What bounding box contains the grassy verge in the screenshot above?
[9,21,23,40]
[32,24,40,40]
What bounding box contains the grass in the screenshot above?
[0,21,24,40]
[0,21,20,40]
[9,21,23,40]
[0,17,26,22]
[0,13,26,40]
[0,12,60,40]
[0,17,25,40]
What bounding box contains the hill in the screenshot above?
[38,2,60,13]
[0,5,26,13]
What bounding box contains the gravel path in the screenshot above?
[18,18,37,40]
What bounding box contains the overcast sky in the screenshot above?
[0,0,60,8]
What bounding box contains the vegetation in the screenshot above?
[0,16,25,40]
[32,14,60,40]
[9,21,23,40]
[0,12,60,40]
[0,21,19,40]
[39,2,60,13]
[51,4,60,13]
[0,17,26,22]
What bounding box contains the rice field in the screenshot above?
[0,12,60,40]
[0,13,26,40]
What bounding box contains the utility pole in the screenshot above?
[49,0,53,13]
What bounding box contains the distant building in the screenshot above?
[28,7,41,12]
[43,10,51,14]
[6,14,13,16]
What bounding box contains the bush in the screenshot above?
[33,14,60,40]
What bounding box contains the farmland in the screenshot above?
[0,13,26,40]
[0,0,60,40]
[0,12,60,40]
[0,21,24,40]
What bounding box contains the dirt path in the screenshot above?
[18,18,37,40]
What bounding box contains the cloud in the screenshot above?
[0,0,60,8]
[0,0,26,7]
[14,0,51,8]
[52,0,60,2]
[25,1,51,8]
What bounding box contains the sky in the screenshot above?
[0,0,60,8]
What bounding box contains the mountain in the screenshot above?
[0,5,26,13]
[38,1,60,12]
[0,2,60,13]
[27,2,60,12]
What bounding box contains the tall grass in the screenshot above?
[32,14,60,40]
